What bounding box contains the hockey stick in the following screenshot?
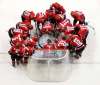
[85,22,95,35]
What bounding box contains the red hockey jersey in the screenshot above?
[25,46,34,56]
[41,22,53,33]
[78,25,89,40]
[17,46,25,56]
[66,34,85,50]
[58,19,72,30]
[11,35,23,46]
[13,28,23,36]
[9,46,17,55]
[56,39,67,49]
[54,14,65,22]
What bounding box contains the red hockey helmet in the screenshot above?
[71,11,85,21]
[45,9,56,18]
[30,11,35,20]
[13,28,23,36]
[77,25,89,40]
[35,12,46,23]
[22,10,35,20]
[51,2,65,14]
[16,22,29,31]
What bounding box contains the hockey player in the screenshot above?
[51,2,66,22]
[8,27,15,38]
[11,36,24,65]
[23,37,37,64]
[43,39,56,57]
[35,12,47,24]
[66,34,85,59]
[71,11,85,25]
[40,21,53,34]
[46,3,66,24]
[45,9,56,24]
[21,10,35,23]
[74,24,89,45]
[35,12,47,36]
[16,22,30,39]
[58,18,72,32]
[21,10,35,31]
[16,21,33,31]
[8,40,25,67]
[8,46,18,67]
[56,38,67,49]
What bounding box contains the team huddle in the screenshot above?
[8,2,89,67]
